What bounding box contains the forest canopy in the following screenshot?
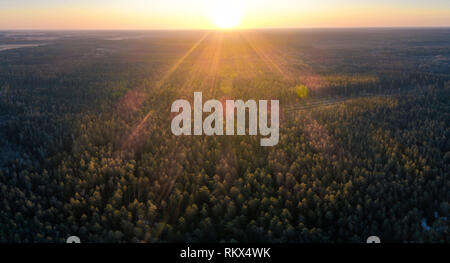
[0,29,448,243]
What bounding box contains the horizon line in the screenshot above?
[1,26,450,31]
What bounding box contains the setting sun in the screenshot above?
[207,0,244,29]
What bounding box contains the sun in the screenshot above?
[207,0,244,29]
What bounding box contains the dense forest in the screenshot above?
[0,29,448,242]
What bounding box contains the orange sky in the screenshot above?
[1,0,449,30]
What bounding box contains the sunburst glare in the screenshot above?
[206,0,245,29]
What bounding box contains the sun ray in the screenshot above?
[117,31,210,154]
[242,32,291,81]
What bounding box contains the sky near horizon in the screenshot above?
[1,0,450,30]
